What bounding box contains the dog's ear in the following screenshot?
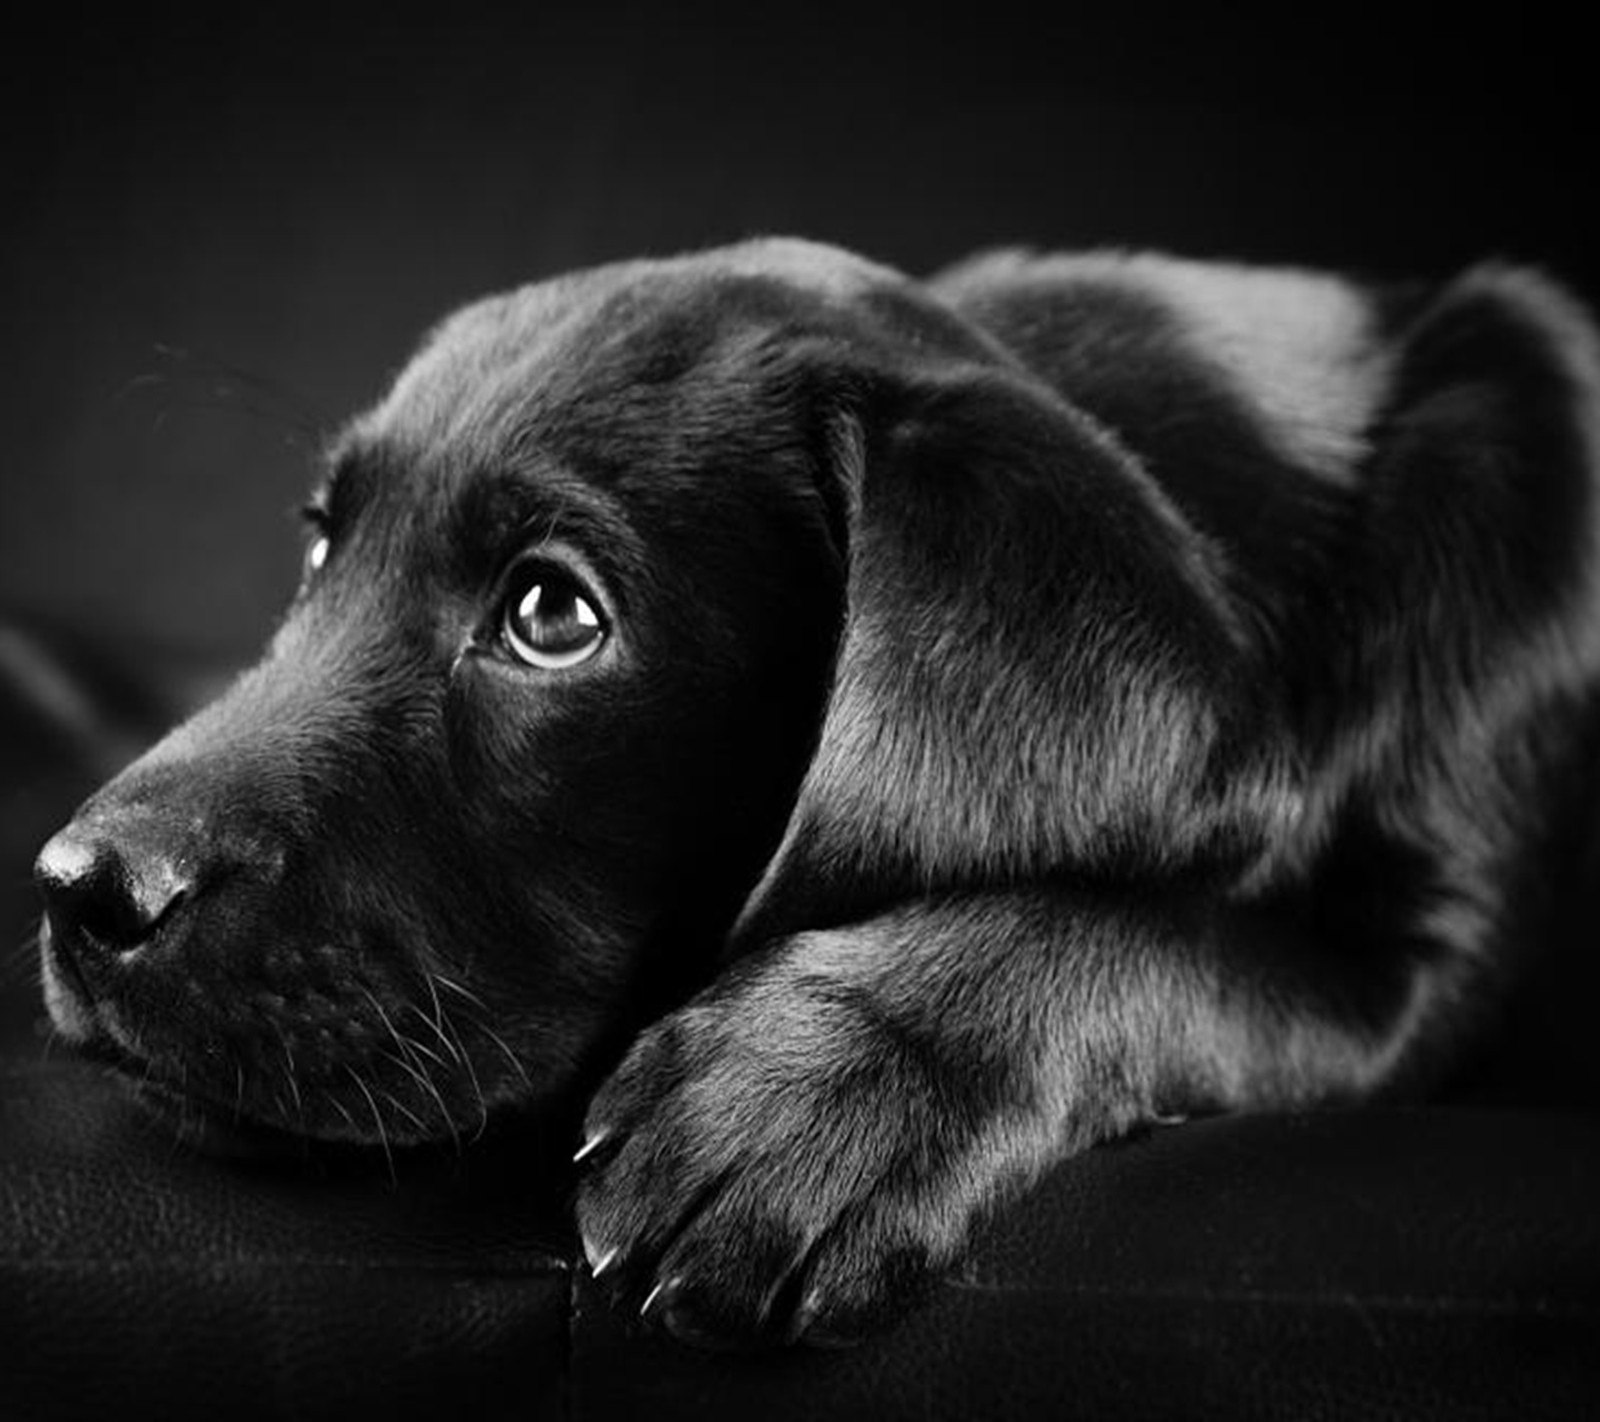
[729,324,1300,951]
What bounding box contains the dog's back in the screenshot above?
[938,248,1600,1081]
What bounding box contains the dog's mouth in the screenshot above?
[38,914,553,1159]
[81,1030,420,1163]
[39,920,166,1085]
[40,926,303,1157]
[52,1009,309,1161]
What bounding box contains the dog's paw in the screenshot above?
[574,952,1024,1349]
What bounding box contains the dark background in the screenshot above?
[2,5,1593,668]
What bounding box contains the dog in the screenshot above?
[34,238,1600,1347]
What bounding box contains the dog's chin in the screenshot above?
[69,1018,563,1170]
[64,1030,316,1161]
[39,924,494,1162]
[39,925,575,1169]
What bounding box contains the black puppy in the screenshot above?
[35,239,1600,1347]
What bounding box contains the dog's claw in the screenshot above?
[573,1129,609,1165]
[588,1244,620,1279]
[639,1277,673,1320]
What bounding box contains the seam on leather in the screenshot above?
[947,1279,1594,1314]
[0,1256,570,1275]
[560,1246,574,1422]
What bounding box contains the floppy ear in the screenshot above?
[730,331,1300,950]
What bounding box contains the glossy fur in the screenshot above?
[35,238,1600,1346]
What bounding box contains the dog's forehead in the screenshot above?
[352,239,898,464]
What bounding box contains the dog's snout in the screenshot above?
[35,823,195,953]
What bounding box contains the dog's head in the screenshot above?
[34,238,1253,1147]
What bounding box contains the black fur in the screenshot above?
[34,238,1600,1347]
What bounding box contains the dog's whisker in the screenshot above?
[431,994,489,1141]
[325,1091,359,1136]
[393,1021,452,1074]
[127,344,330,443]
[165,1097,192,1163]
[2,954,38,985]
[464,1014,533,1092]
[416,981,466,1067]
[274,1028,306,1129]
[363,987,426,1070]
[455,1045,490,1142]
[149,341,332,430]
[377,1085,429,1137]
[7,914,44,953]
[362,987,457,1138]
[0,921,47,989]
[344,1066,396,1187]
[430,973,518,1114]
[366,988,459,1130]
[422,971,446,1027]
[361,985,400,1033]
[378,1046,460,1153]
[0,957,38,994]
[431,972,491,1015]
[123,394,323,447]
[111,370,169,403]
[430,991,469,1059]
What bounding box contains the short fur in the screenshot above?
[35,238,1600,1346]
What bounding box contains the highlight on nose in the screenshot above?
[34,824,193,953]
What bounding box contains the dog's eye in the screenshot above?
[501,564,606,669]
[299,500,333,583]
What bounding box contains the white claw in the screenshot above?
[639,1279,668,1317]
[588,1245,619,1278]
[573,1130,609,1164]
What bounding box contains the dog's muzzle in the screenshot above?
[30,761,274,1045]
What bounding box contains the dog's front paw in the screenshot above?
[574,954,1022,1348]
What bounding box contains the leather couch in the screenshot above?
[3,619,1598,1420]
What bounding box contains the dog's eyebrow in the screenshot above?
[316,436,645,593]
[452,464,645,589]
[311,444,387,536]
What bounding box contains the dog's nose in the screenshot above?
[34,824,194,953]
